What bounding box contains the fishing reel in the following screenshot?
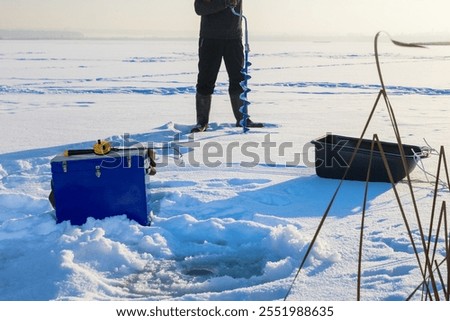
[93,140,112,155]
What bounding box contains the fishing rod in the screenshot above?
[63,139,187,170]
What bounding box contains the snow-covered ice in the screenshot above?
[0,38,449,301]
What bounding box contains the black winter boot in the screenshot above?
[191,94,211,133]
[229,93,264,128]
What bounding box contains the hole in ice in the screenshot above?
[184,268,215,277]
[181,255,265,279]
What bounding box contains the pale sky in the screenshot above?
[0,0,449,38]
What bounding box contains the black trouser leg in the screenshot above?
[223,39,245,95]
[196,38,223,96]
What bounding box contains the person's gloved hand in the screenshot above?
[226,0,238,7]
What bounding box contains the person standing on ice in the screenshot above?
[191,0,264,133]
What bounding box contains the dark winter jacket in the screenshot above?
[194,0,242,39]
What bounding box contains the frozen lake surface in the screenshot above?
[0,38,449,300]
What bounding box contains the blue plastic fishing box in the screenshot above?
[50,149,151,225]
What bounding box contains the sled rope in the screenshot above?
[412,144,449,190]
[230,5,251,133]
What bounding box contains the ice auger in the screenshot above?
[230,5,251,133]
